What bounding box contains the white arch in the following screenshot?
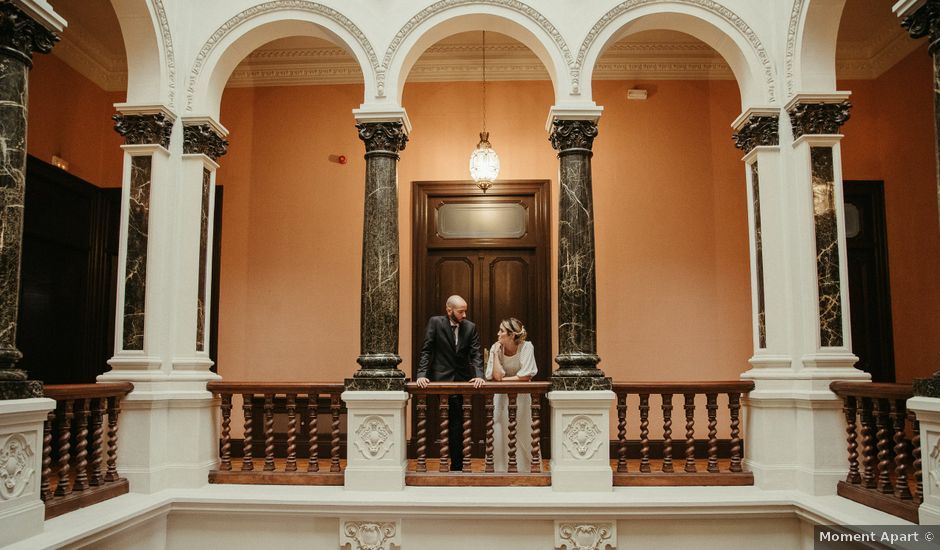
[380,0,572,106]
[111,0,173,105]
[185,1,379,119]
[577,1,778,108]
[785,0,846,98]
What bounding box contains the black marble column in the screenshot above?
[900,1,940,395]
[346,122,407,392]
[0,3,57,399]
[183,124,228,352]
[112,113,173,352]
[788,101,851,350]
[549,119,610,391]
[732,115,780,349]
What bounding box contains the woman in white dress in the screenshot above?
[484,318,537,473]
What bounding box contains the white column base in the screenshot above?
[908,397,940,525]
[0,398,56,547]
[341,391,409,491]
[548,390,614,492]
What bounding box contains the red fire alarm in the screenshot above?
[338,155,347,164]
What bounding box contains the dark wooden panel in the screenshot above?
[429,255,476,318]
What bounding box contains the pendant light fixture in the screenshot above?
[469,30,499,192]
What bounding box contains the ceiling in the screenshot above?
[47,0,921,92]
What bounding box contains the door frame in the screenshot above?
[411,180,552,380]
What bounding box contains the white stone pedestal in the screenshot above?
[548,390,615,492]
[341,391,409,491]
[0,398,56,547]
[907,396,940,524]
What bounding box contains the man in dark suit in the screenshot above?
[416,295,485,471]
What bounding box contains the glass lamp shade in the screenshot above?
[469,131,500,192]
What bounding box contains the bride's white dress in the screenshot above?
[485,341,538,473]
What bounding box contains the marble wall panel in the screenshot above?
[810,147,843,347]
[751,162,767,349]
[123,155,152,350]
[196,168,210,352]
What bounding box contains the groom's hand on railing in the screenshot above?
[416,377,430,388]
[470,377,486,388]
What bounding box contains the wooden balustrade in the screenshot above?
[830,381,920,523]
[207,382,346,485]
[611,382,755,486]
[406,382,552,486]
[42,383,133,519]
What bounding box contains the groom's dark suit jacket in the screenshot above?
[416,315,484,382]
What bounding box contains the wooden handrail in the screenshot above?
[830,381,913,400]
[613,381,755,393]
[207,381,345,393]
[44,383,133,399]
[406,381,551,395]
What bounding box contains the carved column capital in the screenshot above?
[0,3,57,66]
[902,0,940,54]
[732,115,779,153]
[356,122,408,156]
[183,124,229,160]
[787,101,852,139]
[113,113,173,149]
[549,119,599,153]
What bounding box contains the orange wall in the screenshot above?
[27,54,124,187]
[841,44,940,382]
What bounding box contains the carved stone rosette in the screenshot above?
[113,113,174,149]
[0,433,34,500]
[353,415,394,459]
[183,124,229,160]
[732,115,779,153]
[341,519,401,550]
[0,3,58,66]
[347,122,407,391]
[787,101,851,139]
[549,119,610,390]
[562,415,604,459]
[555,521,617,550]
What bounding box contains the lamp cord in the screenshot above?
[482,30,487,134]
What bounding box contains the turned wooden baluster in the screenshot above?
[89,397,106,486]
[73,399,90,491]
[241,393,255,471]
[873,398,893,494]
[661,393,674,473]
[706,393,719,473]
[462,394,472,473]
[285,394,298,472]
[639,393,651,473]
[219,393,233,471]
[484,394,495,473]
[729,392,742,473]
[508,393,518,473]
[439,395,450,472]
[330,393,341,472]
[416,395,428,473]
[54,400,74,496]
[616,392,628,473]
[859,396,876,489]
[530,394,542,473]
[307,394,320,472]
[843,393,860,484]
[41,410,54,501]
[890,399,912,500]
[911,412,923,504]
[105,396,121,482]
[263,394,276,471]
[683,393,696,473]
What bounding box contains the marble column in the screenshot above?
[549,119,610,391]
[346,121,408,392]
[898,0,940,396]
[0,3,58,399]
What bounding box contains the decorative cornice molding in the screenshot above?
[113,112,174,148]
[357,122,408,154]
[902,0,940,54]
[183,123,229,160]
[186,1,379,112]
[732,114,779,153]
[0,3,57,66]
[577,0,776,102]
[153,0,176,104]
[784,0,805,97]
[787,101,852,139]
[550,119,599,153]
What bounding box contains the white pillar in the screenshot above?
[548,390,614,491]
[0,398,55,546]
[908,396,940,524]
[341,391,409,491]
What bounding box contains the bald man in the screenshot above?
[416,295,485,471]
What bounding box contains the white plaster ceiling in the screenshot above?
[47,0,923,92]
